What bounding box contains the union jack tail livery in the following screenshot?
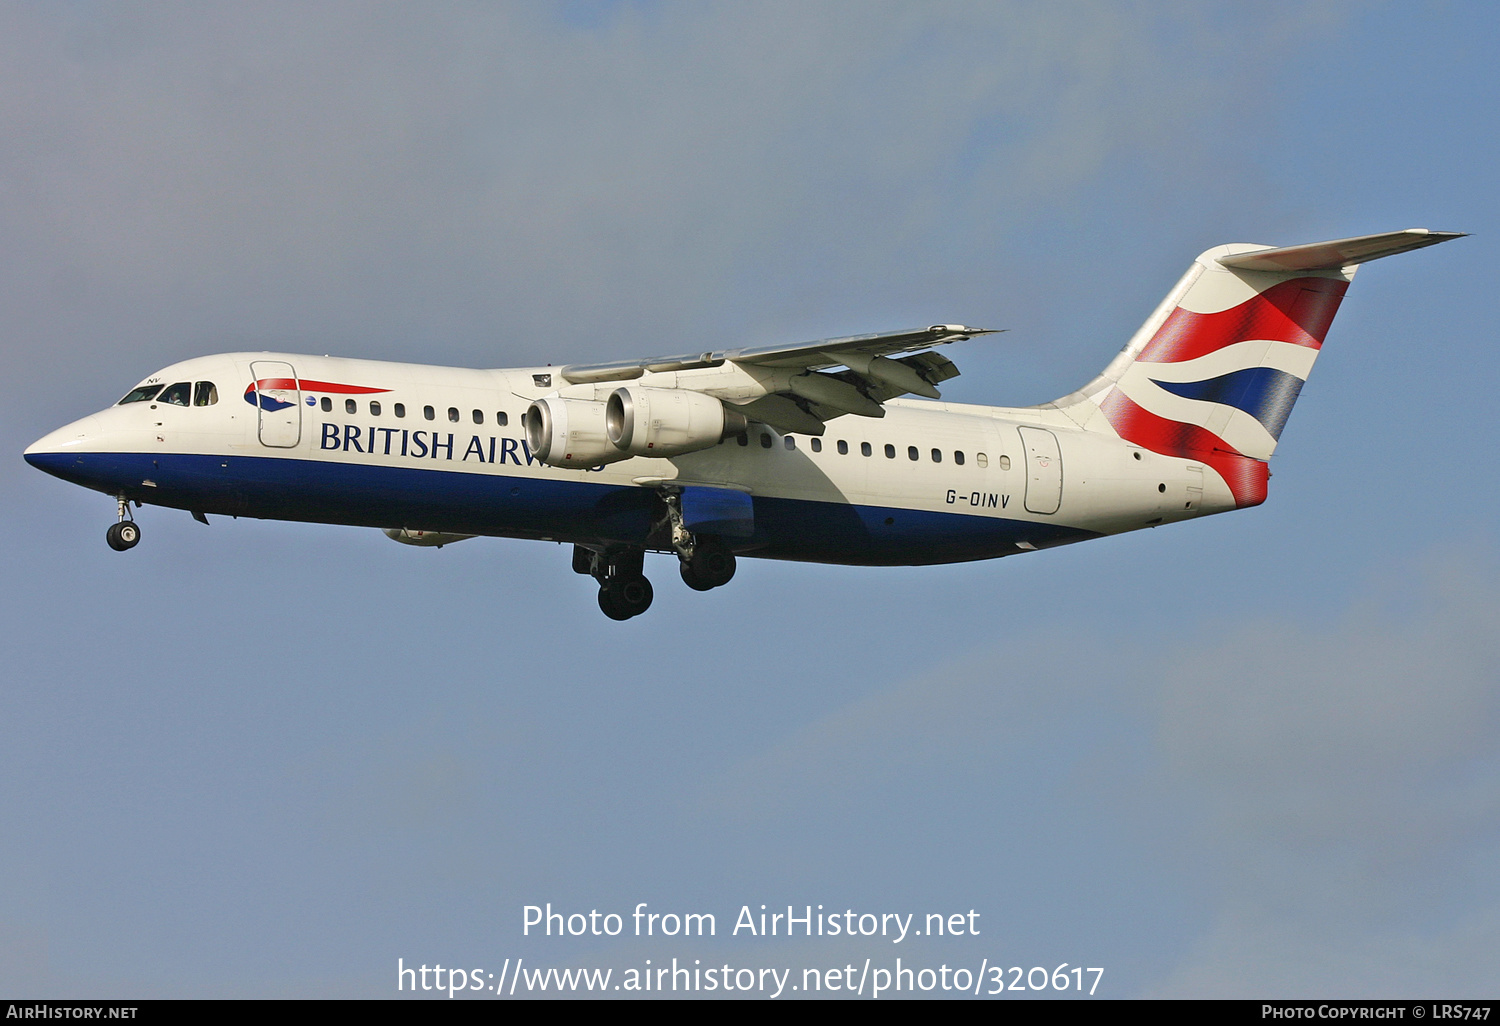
[1055,229,1465,508]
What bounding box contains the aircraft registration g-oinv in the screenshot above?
[25,229,1463,619]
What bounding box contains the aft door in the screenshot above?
[249,360,302,448]
[1018,426,1062,514]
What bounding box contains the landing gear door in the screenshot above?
[1018,426,1062,515]
[249,360,302,448]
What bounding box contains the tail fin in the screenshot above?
[1051,229,1464,508]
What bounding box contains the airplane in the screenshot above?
[24,228,1463,620]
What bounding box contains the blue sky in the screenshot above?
[1,1,1497,998]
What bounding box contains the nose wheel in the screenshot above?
[106,496,140,551]
[106,520,140,551]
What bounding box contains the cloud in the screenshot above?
[705,548,1500,994]
[0,1,1346,406]
[1150,550,1500,995]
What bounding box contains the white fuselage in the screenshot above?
[26,351,1233,566]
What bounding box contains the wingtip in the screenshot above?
[932,325,1002,338]
[1408,228,1470,240]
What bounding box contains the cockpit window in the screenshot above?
[118,385,163,404]
[193,382,218,407]
[157,382,192,406]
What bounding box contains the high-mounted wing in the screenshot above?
[559,324,996,434]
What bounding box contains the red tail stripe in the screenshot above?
[1137,277,1348,364]
[1099,389,1268,508]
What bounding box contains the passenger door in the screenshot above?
[250,360,302,448]
[1018,426,1063,515]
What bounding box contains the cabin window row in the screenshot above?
[318,397,509,427]
[732,430,1010,470]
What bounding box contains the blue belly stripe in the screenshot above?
[24,450,1098,566]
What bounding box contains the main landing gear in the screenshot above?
[678,535,736,591]
[663,489,736,592]
[572,538,737,620]
[105,496,140,551]
[574,546,655,621]
[572,490,741,620]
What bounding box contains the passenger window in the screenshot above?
[497,411,508,426]
[811,438,822,452]
[760,433,772,449]
[954,451,965,466]
[931,448,942,463]
[321,397,332,412]
[395,403,406,418]
[424,406,435,421]
[837,440,848,455]
[157,382,191,406]
[345,398,357,414]
[448,407,460,423]
[884,444,895,459]
[861,442,872,457]
[473,410,483,424]
[784,436,796,450]
[118,385,163,404]
[977,453,988,468]
[193,382,218,407]
[370,401,381,416]
[907,446,918,461]
[999,454,1011,470]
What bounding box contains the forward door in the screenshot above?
[249,360,302,448]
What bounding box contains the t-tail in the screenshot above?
[1049,228,1465,508]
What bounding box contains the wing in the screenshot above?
[559,324,997,434]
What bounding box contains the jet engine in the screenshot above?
[524,397,633,469]
[606,386,748,457]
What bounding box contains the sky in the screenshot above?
[1,0,1497,999]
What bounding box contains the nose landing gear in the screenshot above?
[106,496,140,551]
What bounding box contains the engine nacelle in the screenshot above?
[606,386,748,457]
[383,528,475,547]
[524,397,633,469]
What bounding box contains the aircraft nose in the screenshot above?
[24,415,101,466]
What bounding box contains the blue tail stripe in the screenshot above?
[1151,366,1306,440]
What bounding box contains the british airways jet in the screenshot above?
[25,229,1461,619]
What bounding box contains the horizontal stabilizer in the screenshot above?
[1217,228,1466,272]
